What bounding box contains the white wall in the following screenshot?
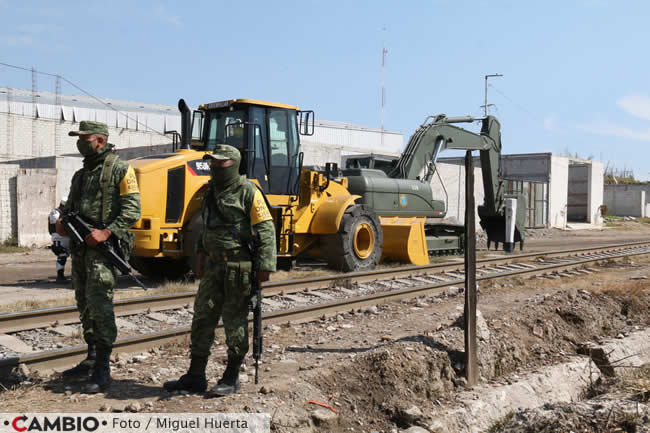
[430,159,485,228]
[549,155,569,228]
[589,161,604,224]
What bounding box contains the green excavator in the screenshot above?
[340,114,526,263]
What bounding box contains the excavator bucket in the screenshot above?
[379,216,430,265]
[479,199,526,251]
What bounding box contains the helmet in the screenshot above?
[60,196,67,207]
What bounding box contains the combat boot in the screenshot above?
[163,356,208,393]
[56,270,70,283]
[206,356,243,397]
[62,345,95,377]
[84,348,111,393]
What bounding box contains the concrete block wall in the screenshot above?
[604,189,646,217]
[0,113,174,159]
[16,169,56,246]
[567,164,589,221]
[604,184,650,204]
[502,153,550,182]
[0,164,19,242]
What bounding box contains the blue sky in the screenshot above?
[2,1,650,180]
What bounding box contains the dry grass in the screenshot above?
[0,280,200,314]
[271,268,336,281]
[0,236,30,253]
[0,297,76,314]
[620,363,650,402]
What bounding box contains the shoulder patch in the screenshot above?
[119,165,140,195]
[250,189,273,225]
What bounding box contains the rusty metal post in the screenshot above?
[464,150,479,386]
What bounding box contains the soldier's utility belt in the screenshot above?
[208,248,251,262]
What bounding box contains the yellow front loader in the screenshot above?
[128,99,393,279]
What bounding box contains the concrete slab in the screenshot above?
[429,328,650,433]
[579,328,650,377]
[0,333,34,353]
[430,357,599,433]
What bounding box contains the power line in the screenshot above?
[488,83,542,122]
[0,61,168,137]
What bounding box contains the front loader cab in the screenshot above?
[186,99,314,196]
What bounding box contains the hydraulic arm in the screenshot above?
[388,114,525,250]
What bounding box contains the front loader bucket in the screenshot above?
[379,216,429,265]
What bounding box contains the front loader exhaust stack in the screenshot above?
[178,98,192,150]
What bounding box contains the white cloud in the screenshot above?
[576,120,650,141]
[617,94,650,121]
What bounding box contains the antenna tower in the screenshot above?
[31,67,37,156]
[55,74,62,155]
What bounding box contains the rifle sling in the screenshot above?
[100,153,118,224]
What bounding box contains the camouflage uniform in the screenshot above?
[66,123,141,351]
[164,144,276,396]
[192,169,277,360]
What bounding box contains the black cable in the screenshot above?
[0,61,168,137]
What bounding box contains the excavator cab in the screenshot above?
[188,99,313,196]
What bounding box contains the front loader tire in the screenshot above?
[323,205,383,272]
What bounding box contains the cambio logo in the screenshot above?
[6,416,101,432]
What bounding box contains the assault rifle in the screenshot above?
[249,241,263,385]
[61,210,146,290]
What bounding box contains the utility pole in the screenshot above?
[464,150,478,386]
[483,73,503,117]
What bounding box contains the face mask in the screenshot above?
[210,160,240,188]
[76,139,94,157]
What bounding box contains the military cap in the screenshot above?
[203,144,241,163]
[68,121,109,137]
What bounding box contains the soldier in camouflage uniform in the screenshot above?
[56,121,141,393]
[164,144,276,397]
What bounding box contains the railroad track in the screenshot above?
[1,240,649,377]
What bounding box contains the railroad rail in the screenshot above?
[1,240,649,377]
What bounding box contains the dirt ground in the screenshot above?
[0,222,649,432]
